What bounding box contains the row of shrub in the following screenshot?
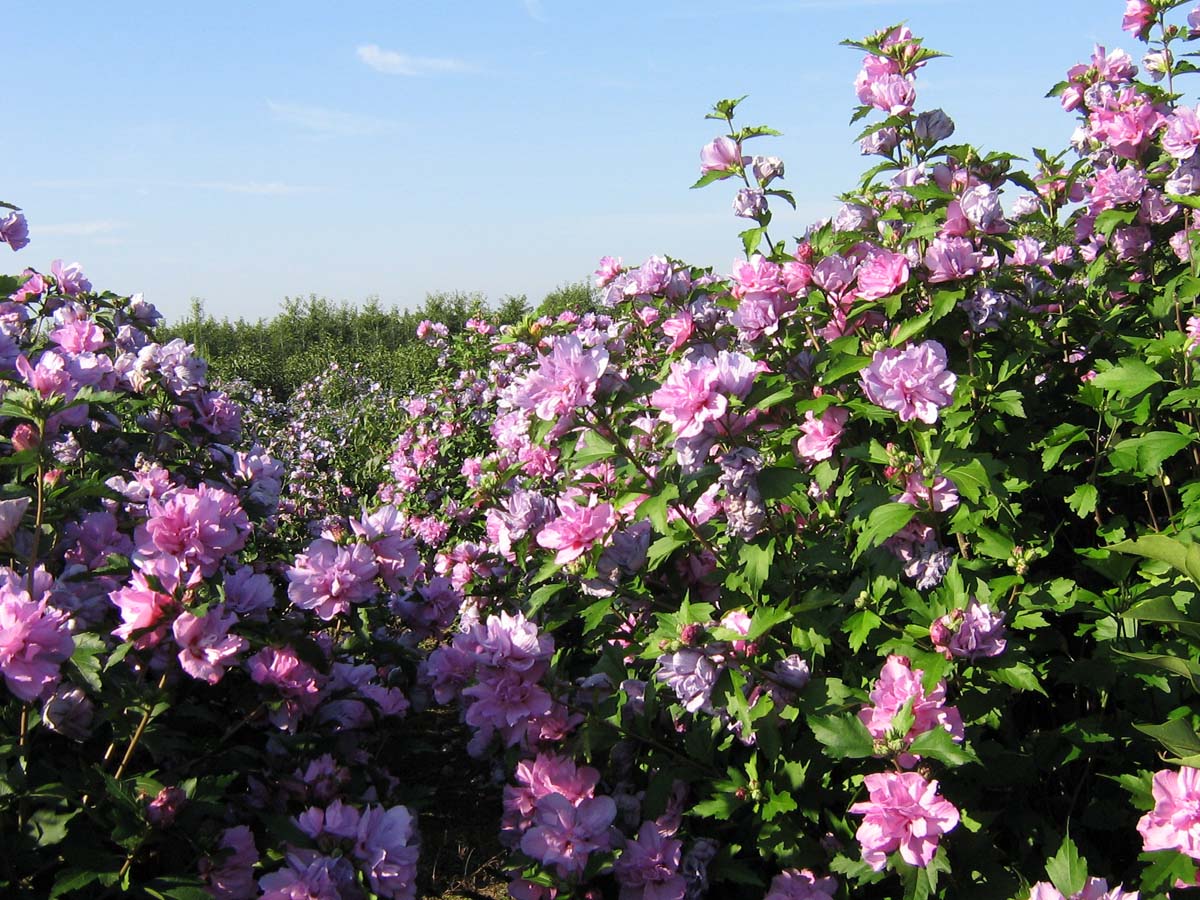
[3,2,1200,898]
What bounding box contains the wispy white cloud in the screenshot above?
[522,0,548,22]
[37,220,123,237]
[356,43,474,76]
[267,100,400,137]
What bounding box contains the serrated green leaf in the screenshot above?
[810,713,875,759]
[1046,835,1088,898]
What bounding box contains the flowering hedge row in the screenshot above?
[0,234,432,894]
[6,1,1200,898]
[356,3,1200,899]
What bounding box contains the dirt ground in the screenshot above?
[393,705,510,900]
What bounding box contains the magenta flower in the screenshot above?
[146,786,187,827]
[1138,766,1200,859]
[700,136,742,174]
[849,771,959,870]
[520,792,617,879]
[0,587,74,702]
[135,485,250,579]
[1186,316,1200,355]
[595,256,624,287]
[258,851,357,899]
[930,599,1007,661]
[656,648,722,714]
[858,655,964,764]
[109,570,177,649]
[354,804,419,900]
[463,668,554,736]
[50,259,91,296]
[503,753,601,844]
[536,495,616,565]
[1164,106,1200,160]
[860,341,957,424]
[795,407,849,465]
[0,212,29,252]
[247,646,325,731]
[287,538,379,619]
[895,469,959,513]
[856,248,910,301]
[1028,878,1140,900]
[651,357,727,439]
[764,868,838,900]
[1122,0,1155,37]
[613,820,686,900]
[512,335,609,422]
[173,608,248,685]
[856,67,916,116]
[0,497,30,542]
[202,825,259,900]
[924,236,982,283]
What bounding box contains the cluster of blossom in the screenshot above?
[0,230,445,897]
[231,362,405,543]
[424,611,566,757]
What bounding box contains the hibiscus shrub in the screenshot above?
[378,3,1200,899]
[0,239,431,897]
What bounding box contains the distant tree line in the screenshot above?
[161,281,597,398]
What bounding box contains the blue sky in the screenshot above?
[8,0,1131,322]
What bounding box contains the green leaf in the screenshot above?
[823,354,872,384]
[691,170,733,189]
[845,609,882,652]
[739,539,775,597]
[692,793,741,820]
[809,713,875,759]
[758,466,808,501]
[50,869,101,898]
[1134,718,1200,759]
[646,530,689,572]
[1122,595,1194,626]
[1108,534,1200,586]
[760,783,798,822]
[856,503,916,557]
[740,226,766,256]
[1046,835,1088,899]
[907,726,978,767]
[1138,849,1200,893]
[1110,431,1193,475]
[1066,483,1098,519]
[1088,359,1163,398]
[988,661,1047,695]
[526,582,565,618]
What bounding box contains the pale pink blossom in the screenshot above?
[536,495,616,565]
[859,655,964,765]
[287,539,379,620]
[895,469,959,512]
[1122,0,1155,37]
[520,792,617,879]
[173,607,248,684]
[795,407,849,465]
[1138,766,1200,859]
[700,136,742,174]
[860,341,957,423]
[613,820,686,900]
[512,335,609,422]
[0,587,74,702]
[764,868,838,900]
[930,599,1007,661]
[856,248,910,301]
[849,771,959,870]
